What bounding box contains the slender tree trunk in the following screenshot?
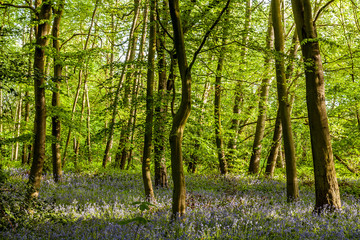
[248,12,273,174]
[63,0,98,166]
[13,95,22,161]
[265,31,299,177]
[214,23,228,175]
[291,0,341,211]
[127,7,148,169]
[227,0,251,161]
[85,81,91,162]
[28,1,52,199]
[142,0,156,202]
[103,0,141,168]
[189,81,210,173]
[265,109,282,176]
[154,0,169,187]
[22,91,31,164]
[51,0,65,183]
[272,0,299,201]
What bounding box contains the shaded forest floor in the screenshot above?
[1,168,360,239]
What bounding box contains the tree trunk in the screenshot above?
[28,1,52,199]
[63,0,98,166]
[142,0,156,202]
[214,23,228,175]
[169,0,191,218]
[51,0,65,183]
[291,0,341,211]
[189,81,210,173]
[248,12,273,174]
[265,31,299,177]
[154,0,169,187]
[103,0,141,168]
[227,0,251,161]
[265,109,282,176]
[127,6,148,169]
[272,0,299,201]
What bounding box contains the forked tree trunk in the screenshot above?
[265,31,299,177]
[291,0,341,211]
[27,1,52,199]
[272,0,299,201]
[142,0,156,202]
[168,0,230,218]
[169,0,191,218]
[248,12,273,174]
[51,0,65,182]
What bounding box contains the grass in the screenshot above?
[1,167,360,239]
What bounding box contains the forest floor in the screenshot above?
[1,168,360,239]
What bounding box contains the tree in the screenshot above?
[51,0,65,183]
[168,0,231,218]
[248,11,273,175]
[142,0,155,202]
[291,0,341,210]
[28,0,52,199]
[272,0,299,201]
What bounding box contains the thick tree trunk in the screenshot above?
[248,12,273,174]
[28,1,52,199]
[142,0,156,202]
[272,0,299,201]
[51,0,65,183]
[169,0,191,218]
[291,0,341,211]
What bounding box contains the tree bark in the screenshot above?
[142,0,156,202]
[265,31,299,177]
[28,1,52,199]
[154,0,169,187]
[291,0,341,211]
[248,12,273,174]
[272,0,299,201]
[214,21,228,175]
[51,0,65,183]
[169,0,191,218]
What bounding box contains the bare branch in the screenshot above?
[0,2,35,12]
[313,0,336,23]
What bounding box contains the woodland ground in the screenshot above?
[1,167,360,240]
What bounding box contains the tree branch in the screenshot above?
[313,0,335,23]
[0,2,35,12]
[188,0,231,72]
